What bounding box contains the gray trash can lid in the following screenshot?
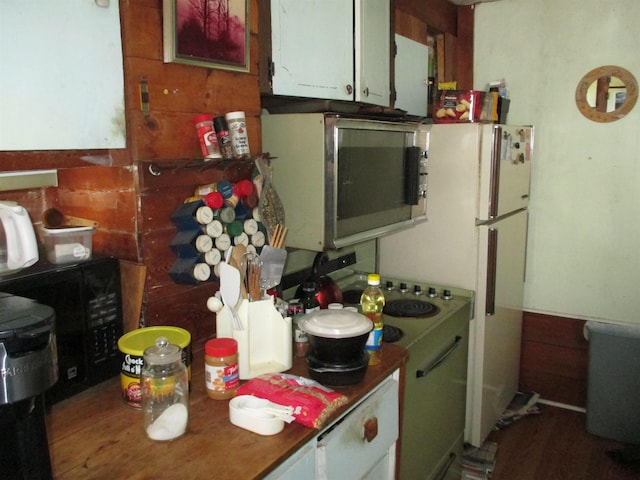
[584,321,640,341]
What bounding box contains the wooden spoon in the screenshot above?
[43,208,98,228]
[229,244,248,299]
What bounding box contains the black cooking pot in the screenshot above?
[298,309,372,386]
[306,352,370,386]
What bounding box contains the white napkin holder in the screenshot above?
[216,298,292,380]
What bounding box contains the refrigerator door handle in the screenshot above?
[486,228,498,316]
[488,127,503,219]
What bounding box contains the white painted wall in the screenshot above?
[474,0,640,325]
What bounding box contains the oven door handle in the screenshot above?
[416,336,462,379]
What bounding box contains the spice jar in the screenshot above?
[205,338,239,400]
[225,111,251,158]
[213,116,234,159]
[141,336,189,441]
[194,114,222,160]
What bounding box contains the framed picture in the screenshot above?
[163,0,249,72]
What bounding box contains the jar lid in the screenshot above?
[298,310,372,339]
[204,191,224,209]
[195,206,214,224]
[225,111,246,120]
[217,207,236,224]
[233,179,254,197]
[194,114,212,125]
[195,234,213,253]
[143,336,182,364]
[213,116,228,130]
[206,337,237,357]
[216,180,234,199]
[227,220,244,237]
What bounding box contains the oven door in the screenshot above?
[399,309,469,480]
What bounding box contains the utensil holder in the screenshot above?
[216,298,292,380]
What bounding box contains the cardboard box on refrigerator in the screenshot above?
[433,90,501,123]
[434,90,484,123]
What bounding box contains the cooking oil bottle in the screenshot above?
[360,273,385,366]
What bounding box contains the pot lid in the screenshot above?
[298,309,372,339]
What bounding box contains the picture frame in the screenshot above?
[163,0,249,73]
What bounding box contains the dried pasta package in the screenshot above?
[235,374,347,429]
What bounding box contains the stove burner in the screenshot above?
[341,289,364,305]
[383,299,440,318]
[382,324,404,343]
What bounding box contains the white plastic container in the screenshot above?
[215,297,292,380]
[41,226,94,264]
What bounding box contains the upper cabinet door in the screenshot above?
[355,0,391,107]
[270,0,353,101]
[0,0,125,151]
[395,34,429,116]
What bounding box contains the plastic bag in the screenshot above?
[235,374,347,429]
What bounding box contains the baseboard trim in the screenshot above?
[538,398,586,413]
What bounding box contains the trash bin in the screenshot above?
[584,321,640,444]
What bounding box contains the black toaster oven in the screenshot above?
[0,256,123,404]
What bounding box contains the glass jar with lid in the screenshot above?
[141,336,189,441]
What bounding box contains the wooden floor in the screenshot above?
[486,404,640,480]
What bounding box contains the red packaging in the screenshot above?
[194,114,222,159]
[235,373,347,429]
[433,90,484,123]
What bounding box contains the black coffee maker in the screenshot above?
[0,293,57,480]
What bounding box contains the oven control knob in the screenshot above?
[442,289,453,300]
[413,285,422,295]
[385,281,394,291]
[399,283,408,293]
[428,287,437,298]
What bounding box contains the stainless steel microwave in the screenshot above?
[262,113,429,251]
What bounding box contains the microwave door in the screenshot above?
[334,128,414,247]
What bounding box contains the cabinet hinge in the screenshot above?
[268,60,275,81]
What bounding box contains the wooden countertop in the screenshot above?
[47,342,407,480]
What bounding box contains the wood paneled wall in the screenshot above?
[395,0,473,89]
[520,311,589,407]
[0,0,262,342]
[0,0,468,343]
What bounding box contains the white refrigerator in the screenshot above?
[379,123,534,447]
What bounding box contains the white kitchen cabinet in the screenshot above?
[265,0,390,107]
[266,373,399,480]
[394,34,430,116]
[266,442,316,480]
[0,0,125,151]
[317,375,398,480]
[354,0,391,106]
